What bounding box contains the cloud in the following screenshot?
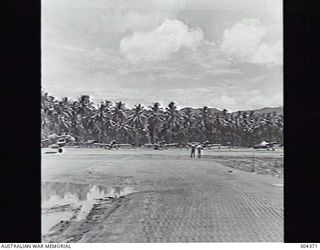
[99,10,162,33]
[244,90,283,110]
[42,0,185,10]
[42,0,185,46]
[219,95,236,107]
[120,0,187,11]
[250,40,282,66]
[120,19,204,62]
[221,19,282,66]
[221,19,267,59]
[42,1,282,111]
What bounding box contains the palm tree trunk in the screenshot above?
[152,125,157,143]
[135,131,139,146]
[97,129,102,142]
[114,129,118,141]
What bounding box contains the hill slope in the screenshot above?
[238,107,283,115]
[179,107,283,115]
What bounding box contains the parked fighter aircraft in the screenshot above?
[73,139,98,147]
[253,141,277,150]
[94,140,131,150]
[144,141,180,150]
[186,141,221,149]
[201,141,222,149]
[41,134,76,153]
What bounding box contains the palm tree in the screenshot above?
[127,104,147,146]
[69,107,84,141]
[41,92,284,147]
[111,101,127,141]
[55,97,73,134]
[91,101,113,142]
[147,102,164,143]
[181,108,195,144]
[73,95,96,140]
[199,106,212,141]
[163,101,180,143]
[101,100,114,142]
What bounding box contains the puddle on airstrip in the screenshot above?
[42,182,134,235]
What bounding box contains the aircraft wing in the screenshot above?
[76,141,92,145]
[259,141,268,146]
[115,144,131,147]
[48,144,59,149]
[268,142,278,146]
[164,143,179,147]
[94,143,110,147]
[65,135,76,142]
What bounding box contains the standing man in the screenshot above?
[197,144,203,158]
[190,143,196,158]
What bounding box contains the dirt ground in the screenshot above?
[42,148,283,242]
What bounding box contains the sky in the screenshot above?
[42,0,283,112]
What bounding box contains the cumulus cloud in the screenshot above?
[221,19,282,66]
[250,40,282,65]
[120,19,204,62]
[43,0,186,41]
[244,90,283,110]
[121,0,187,11]
[43,0,186,10]
[99,10,165,34]
[219,95,236,107]
[221,19,266,59]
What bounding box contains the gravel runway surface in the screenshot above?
[42,148,283,242]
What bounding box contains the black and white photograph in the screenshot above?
[41,0,283,243]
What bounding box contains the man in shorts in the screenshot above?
[197,144,203,158]
[190,143,196,158]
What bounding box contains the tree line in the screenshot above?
[41,92,283,147]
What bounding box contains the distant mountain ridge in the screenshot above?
[125,106,283,116]
[179,106,283,115]
[237,107,283,115]
[179,107,222,114]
